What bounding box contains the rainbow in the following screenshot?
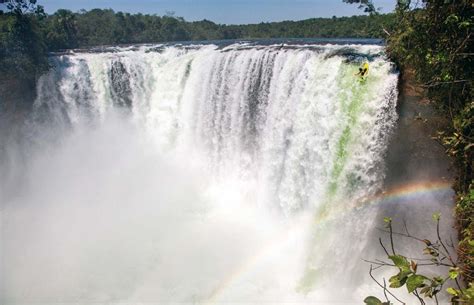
[355,179,453,209]
[203,179,453,304]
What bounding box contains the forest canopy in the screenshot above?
[5,7,395,48]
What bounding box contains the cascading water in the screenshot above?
[1,41,432,304]
[35,43,398,211]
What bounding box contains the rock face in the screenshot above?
[0,77,37,149]
[108,60,133,107]
[0,77,37,114]
[0,77,37,202]
[384,70,454,188]
[374,70,456,251]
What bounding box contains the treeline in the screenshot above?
[0,3,395,80]
[44,9,393,49]
[41,9,395,48]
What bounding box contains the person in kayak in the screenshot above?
[355,61,369,78]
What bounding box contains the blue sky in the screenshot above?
[34,0,395,24]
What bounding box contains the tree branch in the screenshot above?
[379,237,390,256]
[368,265,406,304]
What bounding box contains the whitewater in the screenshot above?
[0,41,450,304]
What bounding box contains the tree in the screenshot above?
[342,0,378,14]
[0,0,48,80]
[0,0,44,16]
[45,9,78,50]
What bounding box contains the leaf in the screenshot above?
[449,267,459,279]
[459,21,471,29]
[389,255,410,269]
[364,296,383,305]
[423,247,439,257]
[465,143,474,151]
[389,273,407,288]
[410,260,417,273]
[389,274,402,288]
[446,287,459,296]
[399,268,412,280]
[383,217,392,228]
[432,212,441,222]
[420,286,431,297]
[406,275,427,293]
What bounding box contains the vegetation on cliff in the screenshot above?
[0,0,48,80]
[344,0,472,302]
[384,0,473,286]
[364,215,473,304]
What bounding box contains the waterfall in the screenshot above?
[34,43,398,212]
[1,42,403,304]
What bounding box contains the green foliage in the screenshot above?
[446,283,474,303]
[0,0,44,16]
[44,9,78,50]
[0,0,49,81]
[406,274,427,293]
[342,0,377,14]
[382,0,473,289]
[42,10,395,48]
[364,296,389,305]
[366,215,474,304]
[226,14,395,39]
[0,11,48,80]
[389,254,410,269]
[456,188,474,284]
